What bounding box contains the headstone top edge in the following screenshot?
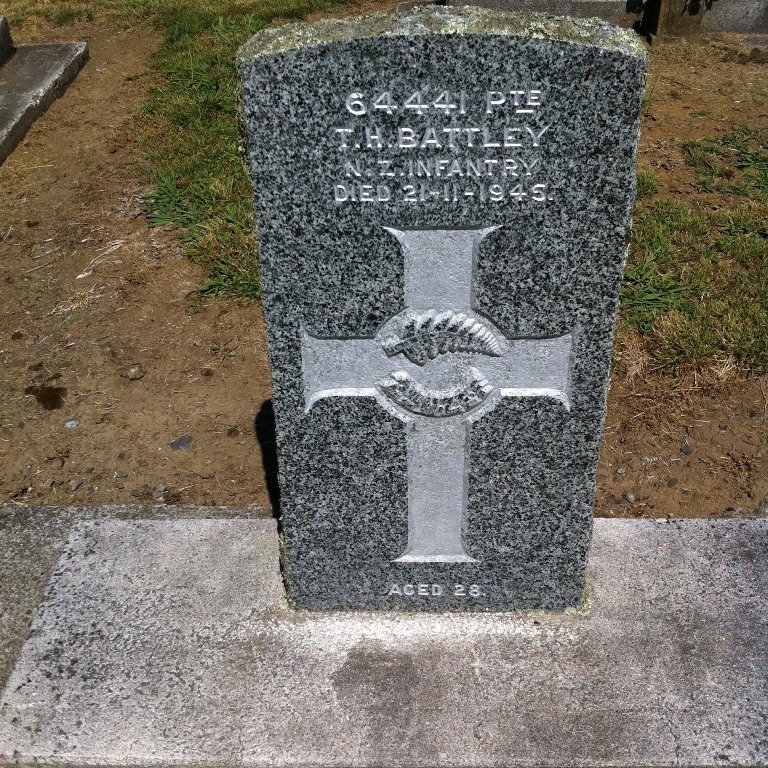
[237,6,647,63]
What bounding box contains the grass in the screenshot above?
[4,1,766,378]
[2,0,103,26]
[621,199,767,376]
[636,169,658,199]
[681,126,768,200]
[132,1,345,301]
[620,243,688,335]
[52,4,95,24]
[618,125,767,378]
[5,0,344,301]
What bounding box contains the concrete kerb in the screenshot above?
[0,503,272,690]
[394,1,643,29]
[0,511,766,767]
[0,16,89,164]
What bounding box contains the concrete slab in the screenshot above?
[704,2,768,35]
[0,504,271,691]
[659,0,768,36]
[0,35,88,164]
[0,516,765,767]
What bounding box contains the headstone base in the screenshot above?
[1,516,765,767]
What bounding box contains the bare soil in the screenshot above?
[1,13,766,516]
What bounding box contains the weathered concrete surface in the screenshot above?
[403,0,768,33]
[570,0,640,29]
[660,0,768,37]
[0,505,271,692]
[1,516,765,767]
[703,0,768,34]
[0,35,88,164]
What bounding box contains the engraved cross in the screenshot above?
[301,227,573,563]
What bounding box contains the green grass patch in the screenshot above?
[621,248,688,334]
[681,126,768,201]
[625,127,768,375]
[621,199,768,374]
[52,4,95,24]
[2,0,102,25]
[636,169,658,200]
[132,1,346,301]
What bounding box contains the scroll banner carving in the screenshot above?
[378,367,492,418]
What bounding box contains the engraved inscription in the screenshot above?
[342,89,542,117]
[387,583,485,597]
[336,181,548,204]
[381,310,502,366]
[332,87,552,204]
[378,368,492,417]
[335,124,549,151]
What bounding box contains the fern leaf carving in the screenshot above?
[381,310,501,366]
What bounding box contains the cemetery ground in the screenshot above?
[0,0,766,521]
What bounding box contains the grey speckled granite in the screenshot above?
[239,6,646,611]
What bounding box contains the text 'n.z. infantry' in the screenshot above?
[332,89,553,204]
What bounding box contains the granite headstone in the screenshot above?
[238,7,646,611]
